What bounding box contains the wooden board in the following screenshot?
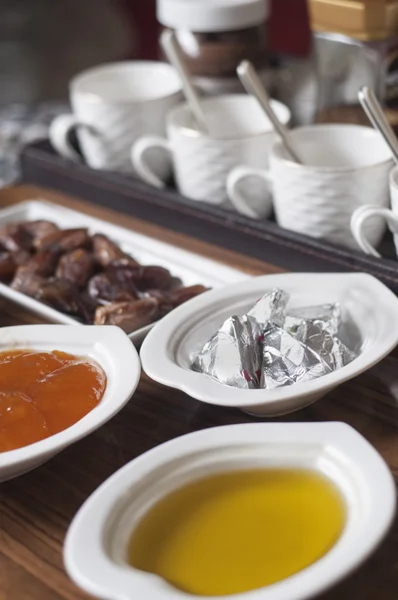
[1,185,398,600]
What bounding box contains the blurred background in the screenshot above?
[0,0,310,185]
[0,0,309,103]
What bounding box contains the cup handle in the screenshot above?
[49,114,96,162]
[131,135,172,189]
[226,165,273,219]
[351,205,398,258]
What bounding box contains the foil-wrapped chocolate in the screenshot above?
[285,303,341,338]
[247,288,289,328]
[285,303,355,371]
[192,289,357,390]
[192,314,262,389]
[260,324,331,389]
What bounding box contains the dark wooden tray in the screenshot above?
[2,186,398,600]
[20,139,398,293]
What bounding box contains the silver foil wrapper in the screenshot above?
[285,303,341,337]
[247,288,289,328]
[192,289,357,390]
[285,303,355,371]
[260,324,331,389]
[192,314,262,389]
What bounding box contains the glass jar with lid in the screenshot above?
[309,0,398,130]
[157,0,271,95]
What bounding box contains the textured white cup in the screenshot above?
[351,166,398,258]
[227,125,393,249]
[131,94,290,211]
[49,61,183,174]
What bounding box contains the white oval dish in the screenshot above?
[64,422,396,600]
[0,324,141,482]
[140,272,398,416]
[0,201,248,346]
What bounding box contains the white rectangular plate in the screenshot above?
[0,200,249,344]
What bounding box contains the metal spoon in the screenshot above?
[358,86,398,165]
[237,60,303,164]
[160,29,210,134]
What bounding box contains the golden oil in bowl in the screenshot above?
[128,468,346,596]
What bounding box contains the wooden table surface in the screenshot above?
[1,185,398,600]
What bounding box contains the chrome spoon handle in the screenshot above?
[237,60,303,164]
[358,86,398,165]
[160,29,210,134]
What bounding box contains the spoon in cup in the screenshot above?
[358,86,398,165]
[237,60,303,164]
[160,29,211,135]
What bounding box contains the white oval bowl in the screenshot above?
[140,272,398,416]
[0,324,141,481]
[64,422,396,600]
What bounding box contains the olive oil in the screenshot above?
[128,468,346,596]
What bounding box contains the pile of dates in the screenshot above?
[0,220,208,332]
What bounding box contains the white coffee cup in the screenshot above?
[131,94,290,212]
[49,61,183,174]
[351,166,398,258]
[227,124,393,249]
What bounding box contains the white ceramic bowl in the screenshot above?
[0,325,141,482]
[140,272,398,417]
[64,422,396,600]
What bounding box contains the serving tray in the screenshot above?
[2,185,398,600]
[20,139,398,294]
[0,200,248,344]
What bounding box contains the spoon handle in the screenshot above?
[160,29,210,134]
[358,86,398,165]
[237,60,303,164]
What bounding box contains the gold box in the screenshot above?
[308,0,398,40]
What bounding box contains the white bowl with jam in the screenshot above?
[0,324,141,481]
[64,422,396,600]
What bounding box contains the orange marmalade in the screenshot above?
[0,350,107,452]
